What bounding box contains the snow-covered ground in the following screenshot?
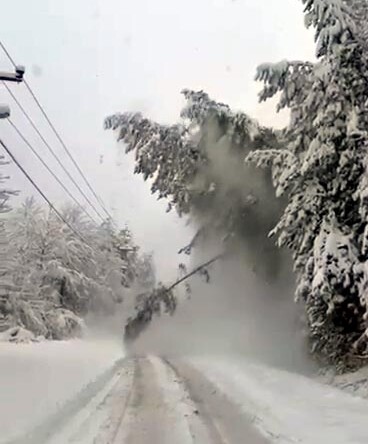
[190,356,368,444]
[322,366,368,399]
[0,338,124,443]
[3,346,368,444]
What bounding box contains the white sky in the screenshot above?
[0,0,315,282]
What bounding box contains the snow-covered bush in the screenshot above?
[0,326,36,343]
[13,300,48,337]
[45,308,85,340]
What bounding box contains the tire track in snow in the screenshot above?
[116,356,269,444]
[57,360,135,443]
[114,356,199,444]
[166,359,270,444]
[92,361,135,444]
[8,355,273,444]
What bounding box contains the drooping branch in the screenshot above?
[124,253,224,342]
[167,253,224,292]
[106,89,285,283]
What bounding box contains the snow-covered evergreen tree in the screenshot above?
[105,90,284,280]
[1,199,146,340]
[0,156,19,334]
[247,0,368,367]
[0,155,17,214]
[103,0,368,366]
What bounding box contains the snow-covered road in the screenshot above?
[4,348,368,444]
[36,356,270,444]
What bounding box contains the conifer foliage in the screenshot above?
[0,197,148,340]
[105,90,284,278]
[247,0,368,366]
[106,1,368,367]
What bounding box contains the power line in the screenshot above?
[0,138,96,251]
[3,81,106,223]
[0,40,115,222]
[0,41,16,66]
[6,118,99,226]
[23,81,114,220]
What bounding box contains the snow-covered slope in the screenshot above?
[0,339,124,443]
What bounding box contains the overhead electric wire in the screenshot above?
[6,118,99,226]
[0,41,16,67]
[0,138,96,251]
[3,81,105,223]
[0,40,115,223]
[23,81,115,221]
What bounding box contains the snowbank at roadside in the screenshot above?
[0,326,37,343]
[323,366,368,399]
[190,355,368,444]
[0,338,124,443]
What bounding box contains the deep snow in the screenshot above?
[190,356,368,444]
[0,339,124,443]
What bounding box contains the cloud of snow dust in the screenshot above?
[130,252,315,374]
[190,115,286,281]
[127,118,315,374]
[83,299,131,346]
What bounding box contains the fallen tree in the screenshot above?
[124,254,223,342]
[109,0,368,370]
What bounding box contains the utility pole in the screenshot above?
[0,65,25,118]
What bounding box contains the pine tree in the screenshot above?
[247,0,368,367]
[105,90,284,280]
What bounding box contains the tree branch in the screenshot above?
[167,253,224,292]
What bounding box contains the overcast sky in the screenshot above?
[0,0,315,281]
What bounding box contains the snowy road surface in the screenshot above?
[6,353,368,444]
[45,356,269,444]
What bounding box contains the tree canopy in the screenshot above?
[106,0,368,369]
[105,89,285,280]
[0,197,152,340]
[247,0,368,368]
